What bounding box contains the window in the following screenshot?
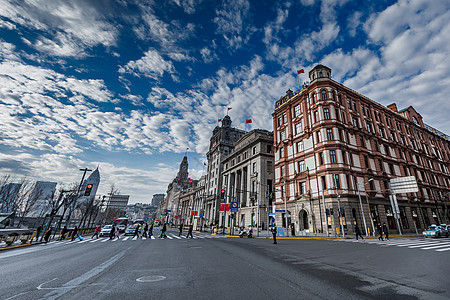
[352,117,359,127]
[282,113,287,124]
[342,151,346,164]
[278,116,282,127]
[353,101,357,111]
[300,182,306,194]
[360,135,365,148]
[324,108,330,120]
[362,104,366,116]
[280,130,286,141]
[312,93,316,104]
[347,99,351,109]
[327,128,333,141]
[298,160,305,172]
[364,155,369,168]
[295,122,302,135]
[253,146,256,155]
[349,152,354,166]
[379,127,385,138]
[318,152,324,165]
[333,174,340,189]
[294,105,301,117]
[335,108,339,121]
[280,165,285,176]
[390,131,396,141]
[321,90,327,100]
[330,150,337,163]
[374,140,379,152]
[296,141,303,152]
[321,176,327,190]
[266,145,272,153]
[366,123,372,132]
[388,163,394,175]
[279,147,284,158]
[253,162,257,173]
[314,110,319,123]
[338,129,343,141]
[316,131,322,143]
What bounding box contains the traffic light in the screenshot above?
[84,184,93,196]
[330,208,334,215]
[221,189,225,199]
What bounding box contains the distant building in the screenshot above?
[27,181,57,217]
[107,194,130,215]
[125,203,155,220]
[151,194,164,207]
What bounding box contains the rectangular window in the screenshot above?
[352,117,359,127]
[300,182,306,194]
[280,130,286,141]
[298,160,305,172]
[342,151,346,164]
[266,145,271,153]
[374,140,379,152]
[360,135,365,148]
[353,101,357,111]
[294,105,301,117]
[389,163,394,175]
[314,110,319,123]
[333,174,340,189]
[379,127,385,138]
[316,131,321,143]
[318,152,324,165]
[321,176,327,190]
[282,113,287,124]
[324,108,330,120]
[296,141,303,152]
[279,147,284,158]
[280,165,285,177]
[362,104,366,116]
[364,155,369,168]
[278,116,282,127]
[390,131,396,141]
[327,128,333,141]
[347,99,351,109]
[295,122,302,135]
[379,159,383,172]
[253,162,257,173]
[366,123,372,132]
[335,108,339,121]
[330,150,337,163]
[349,153,353,166]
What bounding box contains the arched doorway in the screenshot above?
[298,209,309,230]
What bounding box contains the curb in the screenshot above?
[0,233,93,252]
[225,234,423,240]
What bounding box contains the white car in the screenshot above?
[100,225,113,237]
[117,225,126,233]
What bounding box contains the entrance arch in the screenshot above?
[298,209,309,230]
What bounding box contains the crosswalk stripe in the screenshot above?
[89,239,100,243]
[435,247,450,252]
[171,235,181,239]
[420,243,450,250]
[166,236,173,239]
[123,237,130,241]
[151,236,155,239]
[100,238,109,242]
[142,237,147,240]
[408,242,444,248]
[132,237,138,240]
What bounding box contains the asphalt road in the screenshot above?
[1,229,449,300]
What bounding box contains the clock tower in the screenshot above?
[176,155,189,182]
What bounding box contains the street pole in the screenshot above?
[256,175,260,237]
[388,182,402,235]
[354,178,368,236]
[365,191,375,236]
[321,189,329,237]
[284,180,288,237]
[66,168,92,227]
[333,175,345,237]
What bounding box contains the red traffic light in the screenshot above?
[87,184,93,189]
[84,184,94,196]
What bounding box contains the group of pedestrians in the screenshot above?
[177,224,194,239]
[354,223,390,241]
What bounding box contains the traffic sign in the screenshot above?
[230,201,239,212]
[275,209,285,213]
[390,176,419,194]
[268,213,275,216]
[165,209,172,212]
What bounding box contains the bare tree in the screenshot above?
[16,180,42,227]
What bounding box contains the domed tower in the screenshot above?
[222,115,232,128]
[309,65,332,82]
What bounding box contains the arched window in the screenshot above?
[412,116,419,125]
[321,90,327,100]
[319,71,323,77]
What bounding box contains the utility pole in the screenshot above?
[333,175,345,237]
[66,168,92,227]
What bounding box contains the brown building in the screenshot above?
[272,64,450,237]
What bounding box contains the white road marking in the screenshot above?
[435,247,450,252]
[166,236,173,240]
[420,243,450,250]
[123,236,130,241]
[100,238,110,242]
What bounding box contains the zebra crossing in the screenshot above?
[44,232,227,246]
[332,237,450,252]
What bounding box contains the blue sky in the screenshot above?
[0,0,449,204]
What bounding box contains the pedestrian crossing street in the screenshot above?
[45,232,227,246]
[332,237,450,252]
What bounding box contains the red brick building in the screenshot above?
[272,64,450,236]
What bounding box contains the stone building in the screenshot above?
[272,64,450,236]
[204,115,246,226]
[221,129,275,235]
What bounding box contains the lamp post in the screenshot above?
[66,168,92,227]
[283,180,288,237]
[333,175,345,237]
[365,178,375,236]
[353,176,368,236]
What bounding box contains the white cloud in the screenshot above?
[119,49,175,79]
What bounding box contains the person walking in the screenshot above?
[115,226,120,239]
[377,223,384,241]
[142,223,148,238]
[354,224,364,240]
[382,222,390,241]
[109,224,116,240]
[60,226,68,240]
[148,224,153,238]
[92,226,100,239]
[44,227,52,243]
[133,225,140,239]
[71,226,78,241]
[272,226,277,244]
[35,225,43,241]
[186,224,193,239]
[160,223,167,239]
[179,224,183,237]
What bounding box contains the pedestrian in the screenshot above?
[272,226,277,244]
[115,226,120,239]
[179,223,183,237]
[186,224,193,239]
[92,226,100,239]
[148,224,153,238]
[133,225,140,239]
[35,225,43,241]
[354,224,364,240]
[377,223,384,241]
[160,223,167,238]
[142,223,148,238]
[44,227,52,243]
[382,222,389,241]
[60,226,68,240]
[71,226,78,241]
[109,225,116,240]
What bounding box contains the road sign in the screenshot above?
[230,202,239,212]
[275,209,285,213]
[144,217,149,221]
[165,209,172,212]
[277,227,285,236]
[390,176,419,194]
[269,213,275,216]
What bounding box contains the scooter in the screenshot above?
[239,229,253,238]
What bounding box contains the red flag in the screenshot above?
[218,119,222,122]
[246,119,252,123]
[192,210,198,216]
[227,107,232,111]
[225,204,230,211]
[220,204,225,211]
[189,179,193,183]
[204,162,207,166]
[297,69,304,74]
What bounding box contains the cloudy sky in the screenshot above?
[0,0,449,204]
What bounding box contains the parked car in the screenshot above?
[124,225,137,236]
[100,225,113,237]
[117,225,126,233]
[439,224,450,237]
[423,225,448,238]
